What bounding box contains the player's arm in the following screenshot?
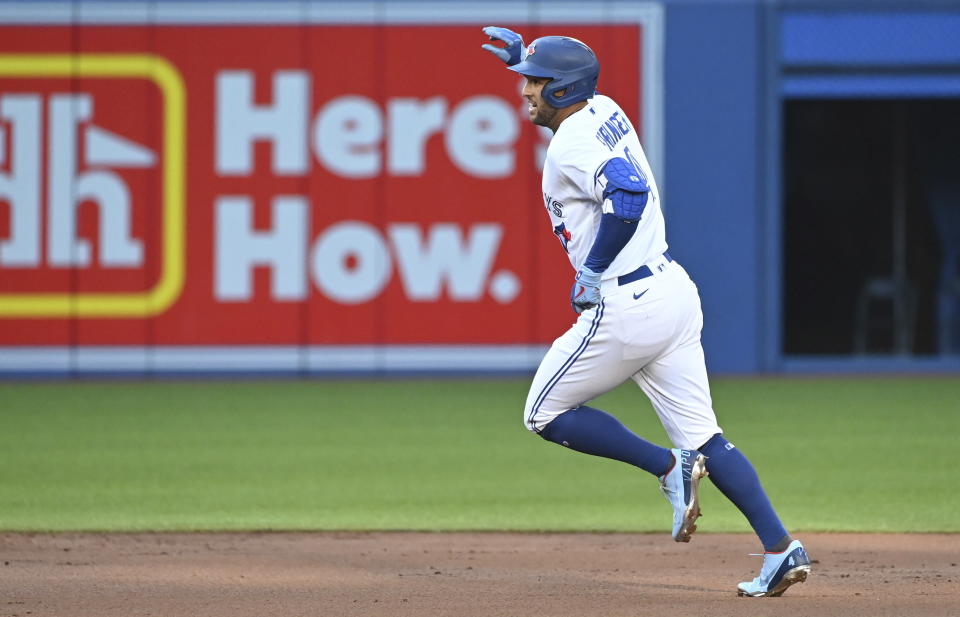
[571,158,650,313]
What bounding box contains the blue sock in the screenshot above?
[699,434,790,551]
[539,406,674,477]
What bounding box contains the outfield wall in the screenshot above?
[1,0,958,375]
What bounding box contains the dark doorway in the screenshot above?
[782,99,960,356]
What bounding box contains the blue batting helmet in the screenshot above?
[507,36,600,108]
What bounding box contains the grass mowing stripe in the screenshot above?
[0,378,956,532]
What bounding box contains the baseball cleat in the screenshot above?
[737,540,812,597]
[659,448,708,542]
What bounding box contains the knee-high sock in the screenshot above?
[700,433,790,551]
[540,406,674,477]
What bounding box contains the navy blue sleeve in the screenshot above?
[583,213,638,273]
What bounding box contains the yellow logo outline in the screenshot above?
[0,54,185,318]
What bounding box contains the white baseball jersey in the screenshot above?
[541,94,667,278]
[524,94,722,450]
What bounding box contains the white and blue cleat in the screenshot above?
[659,448,708,542]
[737,540,812,597]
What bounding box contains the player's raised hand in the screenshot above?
[481,26,526,66]
[570,267,602,314]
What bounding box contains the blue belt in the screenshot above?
[617,253,673,286]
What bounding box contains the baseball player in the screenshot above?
[482,27,811,597]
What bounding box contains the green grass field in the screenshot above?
[0,377,957,532]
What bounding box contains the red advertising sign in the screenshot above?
[0,7,658,372]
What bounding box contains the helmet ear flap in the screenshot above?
[543,75,597,108]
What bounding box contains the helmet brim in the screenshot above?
[506,60,557,79]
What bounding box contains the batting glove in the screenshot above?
[481,26,526,66]
[570,266,602,314]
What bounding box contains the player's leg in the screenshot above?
[634,264,810,593]
[631,269,792,550]
[634,343,793,547]
[523,299,673,478]
[701,433,811,595]
[626,314,718,543]
[526,284,718,542]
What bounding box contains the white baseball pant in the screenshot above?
[523,257,722,450]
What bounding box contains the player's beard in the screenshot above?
[531,102,558,129]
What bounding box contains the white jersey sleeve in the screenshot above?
[540,95,668,279]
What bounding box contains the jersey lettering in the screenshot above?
[543,192,564,217]
[594,111,631,151]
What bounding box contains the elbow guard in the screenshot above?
[600,157,649,222]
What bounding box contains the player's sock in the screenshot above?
[699,433,790,551]
[540,406,673,476]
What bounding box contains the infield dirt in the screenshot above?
[1,532,957,617]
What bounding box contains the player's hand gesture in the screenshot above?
[481,26,526,66]
[570,267,602,314]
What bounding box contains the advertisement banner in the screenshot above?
[0,3,661,372]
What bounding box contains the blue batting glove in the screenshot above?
[481,26,526,66]
[570,266,602,314]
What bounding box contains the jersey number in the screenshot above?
[622,146,649,185]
